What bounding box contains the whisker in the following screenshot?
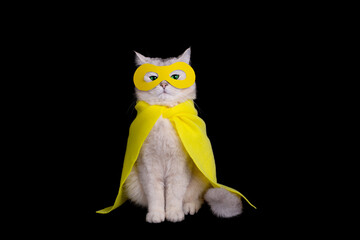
[126,97,137,116]
[193,101,204,116]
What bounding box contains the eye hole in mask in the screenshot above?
[144,72,158,82]
[170,70,186,80]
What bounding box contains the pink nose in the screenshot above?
[160,82,168,89]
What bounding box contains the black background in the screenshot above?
[21,7,310,236]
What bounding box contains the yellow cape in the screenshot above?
[97,100,255,214]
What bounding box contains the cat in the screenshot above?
[124,48,243,223]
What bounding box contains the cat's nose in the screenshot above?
[160,81,168,89]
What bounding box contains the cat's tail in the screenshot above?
[204,188,243,218]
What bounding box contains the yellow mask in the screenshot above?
[133,62,196,91]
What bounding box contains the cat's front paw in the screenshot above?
[166,208,185,222]
[146,210,165,223]
[183,200,202,215]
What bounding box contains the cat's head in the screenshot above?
[134,48,196,107]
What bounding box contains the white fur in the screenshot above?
[124,48,241,223]
[204,188,243,218]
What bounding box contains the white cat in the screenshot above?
[124,48,243,223]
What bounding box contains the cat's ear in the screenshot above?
[177,47,191,64]
[134,51,149,66]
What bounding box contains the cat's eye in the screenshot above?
[144,72,158,82]
[171,74,180,80]
[169,70,186,80]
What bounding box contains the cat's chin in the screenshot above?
[155,98,179,107]
[158,92,172,100]
[142,97,185,108]
[135,84,196,108]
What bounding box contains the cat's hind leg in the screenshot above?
[183,166,210,215]
[124,165,147,207]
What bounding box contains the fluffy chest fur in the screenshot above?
[139,116,190,174]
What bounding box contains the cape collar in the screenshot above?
[135,100,198,119]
